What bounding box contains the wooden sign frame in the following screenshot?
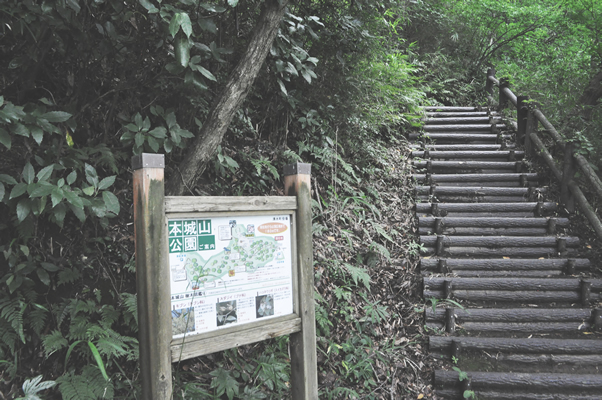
[132,154,317,400]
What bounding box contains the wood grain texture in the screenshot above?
[165,196,296,213]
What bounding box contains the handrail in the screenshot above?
[486,68,602,240]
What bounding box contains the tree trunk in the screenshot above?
[578,69,602,121]
[166,0,289,196]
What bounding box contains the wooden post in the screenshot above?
[561,142,577,212]
[498,77,509,112]
[486,68,496,96]
[132,153,172,400]
[524,103,538,158]
[283,163,318,400]
[517,96,529,145]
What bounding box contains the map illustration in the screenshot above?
[168,214,293,338]
[180,224,280,290]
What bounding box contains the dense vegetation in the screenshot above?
[1,0,600,399]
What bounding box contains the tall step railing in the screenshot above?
[486,68,602,239]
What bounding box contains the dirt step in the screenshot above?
[409,133,511,143]
[412,150,524,160]
[418,217,568,236]
[434,370,602,400]
[423,277,601,304]
[425,116,503,124]
[423,124,506,131]
[413,160,525,174]
[413,173,539,187]
[420,258,590,276]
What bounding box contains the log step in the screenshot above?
[412,150,524,160]
[420,235,580,249]
[423,124,506,131]
[423,106,484,111]
[415,187,544,196]
[423,277,601,304]
[409,133,512,143]
[429,336,602,356]
[425,117,503,124]
[425,111,499,118]
[411,144,510,151]
[416,202,557,217]
[413,173,539,187]
[418,217,568,236]
[434,371,602,400]
[425,307,599,334]
[413,160,525,173]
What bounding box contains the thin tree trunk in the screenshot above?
[166,0,289,196]
[579,69,602,121]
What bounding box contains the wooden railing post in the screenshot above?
[517,96,529,146]
[486,68,496,96]
[524,102,538,158]
[283,163,318,400]
[561,142,577,213]
[132,153,172,400]
[498,77,510,112]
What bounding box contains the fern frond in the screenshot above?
[28,306,48,337]
[42,329,68,357]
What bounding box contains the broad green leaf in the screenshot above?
[0,174,18,185]
[175,35,191,68]
[30,125,43,145]
[0,127,10,149]
[103,191,120,216]
[30,183,55,198]
[13,123,29,137]
[64,190,83,209]
[135,132,145,147]
[22,163,35,184]
[51,187,64,207]
[66,0,81,13]
[37,164,55,182]
[41,262,60,272]
[277,79,288,96]
[196,65,217,81]
[36,268,51,286]
[148,126,167,139]
[68,203,86,222]
[17,198,31,222]
[98,176,116,190]
[228,0,239,6]
[82,186,95,196]
[10,182,27,199]
[138,0,158,13]
[147,136,160,152]
[52,203,67,226]
[41,111,71,122]
[66,171,77,185]
[170,13,193,38]
[0,182,4,201]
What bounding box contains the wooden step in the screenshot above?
[413,160,525,174]
[418,217,568,236]
[413,173,539,187]
[412,150,524,160]
[425,116,503,124]
[416,202,557,218]
[423,124,506,131]
[423,277,601,304]
[420,258,590,276]
[409,133,512,143]
[425,111,499,118]
[426,307,600,334]
[423,106,484,111]
[435,371,602,400]
[411,144,511,151]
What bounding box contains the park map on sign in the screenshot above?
[182,224,280,290]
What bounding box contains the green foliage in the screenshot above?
[15,375,56,400]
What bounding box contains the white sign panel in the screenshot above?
[167,214,293,339]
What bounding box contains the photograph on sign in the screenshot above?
[168,214,293,339]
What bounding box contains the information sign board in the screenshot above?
[167,214,294,339]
